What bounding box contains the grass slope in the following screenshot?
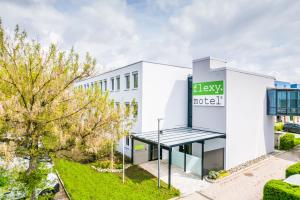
[54,159,179,200]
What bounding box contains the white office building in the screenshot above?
[76,57,278,188]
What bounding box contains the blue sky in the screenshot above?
[0,0,299,82]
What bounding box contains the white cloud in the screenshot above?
[0,0,299,82]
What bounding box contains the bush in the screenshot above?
[280,133,295,150]
[286,162,300,178]
[275,122,284,131]
[263,180,300,200]
[208,171,220,180]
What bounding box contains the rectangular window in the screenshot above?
[277,91,287,114]
[298,91,300,115]
[116,76,120,90]
[288,91,297,114]
[132,102,138,117]
[125,74,130,90]
[111,78,114,91]
[125,102,130,113]
[115,102,120,109]
[126,136,130,146]
[104,79,107,91]
[99,81,102,91]
[133,72,138,89]
[179,144,192,155]
[267,90,276,115]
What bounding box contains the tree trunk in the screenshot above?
[111,140,114,169]
[27,155,38,200]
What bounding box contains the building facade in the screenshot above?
[75,61,191,157]
[76,57,279,184]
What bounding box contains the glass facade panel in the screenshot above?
[277,91,287,114]
[267,90,276,115]
[267,89,300,116]
[298,91,300,115]
[288,91,297,114]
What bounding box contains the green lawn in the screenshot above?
[54,159,179,200]
[295,137,300,146]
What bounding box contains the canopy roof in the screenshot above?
[131,127,225,148]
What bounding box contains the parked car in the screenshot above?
[283,123,300,134]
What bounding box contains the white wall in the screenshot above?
[141,62,192,132]
[192,57,275,170]
[75,62,143,157]
[225,69,274,169]
[192,58,227,133]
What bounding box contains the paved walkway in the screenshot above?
[139,160,210,196]
[195,146,300,200]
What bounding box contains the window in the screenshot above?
[277,91,287,114]
[116,76,120,90]
[267,90,276,115]
[179,144,192,155]
[126,136,130,146]
[125,74,130,90]
[132,102,138,117]
[288,91,297,114]
[133,72,138,89]
[99,81,102,91]
[298,91,300,114]
[115,102,120,109]
[111,78,114,91]
[104,79,107,91]
[94,81,98,88]
[125,102,130,113]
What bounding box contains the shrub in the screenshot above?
[263,179,300,200]
[286,162,300,178]
[280,133,295,150]
[274,122,284,131]
[208,171,220,180]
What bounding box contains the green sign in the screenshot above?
[134,144,144,151]
[193,80,224,96]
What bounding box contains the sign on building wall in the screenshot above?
[193,80,224,106]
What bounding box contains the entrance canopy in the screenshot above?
[131,127,225,149]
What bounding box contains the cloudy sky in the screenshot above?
[0,0,299,82]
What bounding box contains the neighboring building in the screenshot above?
[275,81,291,88]
[273,81,300,123]
[291,84,300,89]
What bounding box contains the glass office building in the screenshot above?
[267,89,300,116]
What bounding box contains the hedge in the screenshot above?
[280,133,295,150]
[263,180,300,200]
[286,162,300,178]
[274,122,284,131]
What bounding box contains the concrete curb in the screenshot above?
[55,170,72,200]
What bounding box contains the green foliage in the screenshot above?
[286,162,300,178]
[54,159,179,200]
[263,179,300,200]
[0,169,8,187]
[18,163,49,198]
[274,122,284,131]
[295,138,300,146]
[280,133,295,150]
[208,170,220,180]
[38,193,55,200]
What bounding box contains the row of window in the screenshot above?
[81,71,138,91]
[267,89,300,115]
